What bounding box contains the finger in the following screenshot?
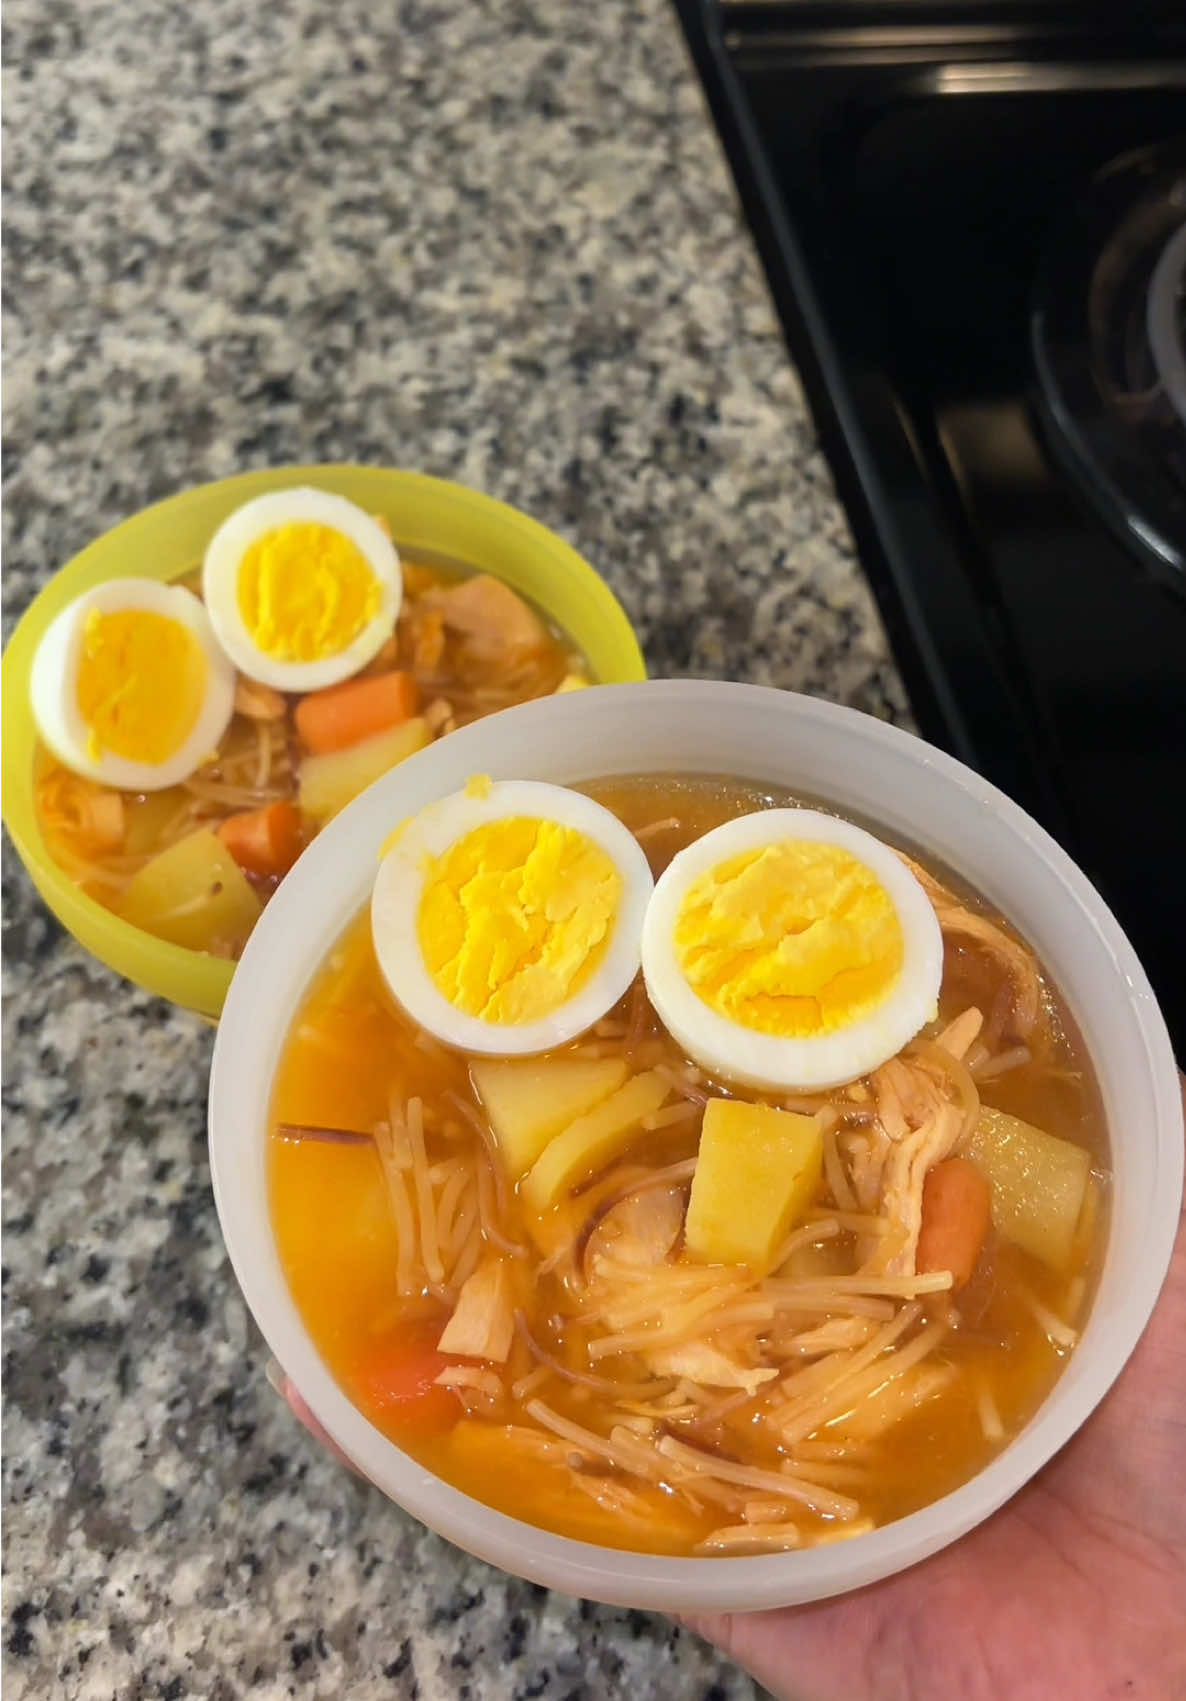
[676,1607,810,1701]
[266,1360,371,1482]
[676,1611,734,1651]
[676,1588,906,1701]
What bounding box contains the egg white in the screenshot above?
[202,487,402,692]
[30,577,236,791]
[641,808,944,1091]
[371,780,655,1056]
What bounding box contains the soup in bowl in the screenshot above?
[0,466,644,1017]
[207,682,1182,1609]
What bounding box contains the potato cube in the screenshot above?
[520,1070,670,1212]
[685,1099,823,1272]
[119,829,261,952]
[470,1056,629,1179]
[965,1106,1091,1272]
[298,717,430,823]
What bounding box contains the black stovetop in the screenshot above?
[675,0,1186,1053]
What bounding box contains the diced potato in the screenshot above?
[437,1257,514,1362]
[298,716,430,823]
[965,1106,1091,1272]
[685,1099,823,1272]
[520,1070,670,1212]
[470,1056,629,1179]
[119,829,262,952]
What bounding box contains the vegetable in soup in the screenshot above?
[269,777,1108,1556]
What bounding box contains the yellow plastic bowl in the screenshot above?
[1,466,645,1019]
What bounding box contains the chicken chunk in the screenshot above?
[421,575,548,665]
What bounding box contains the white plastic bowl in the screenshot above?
[208,681,1183,1610]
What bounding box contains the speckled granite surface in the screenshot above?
[2,0,910,1695]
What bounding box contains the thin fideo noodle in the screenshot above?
[523,1398,856,1524]
[373,1119,419,1297]
[774,1301,924,1409]
[775,1318,952,1447]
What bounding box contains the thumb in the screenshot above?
[675,1589,897,1701]
[675,1607,803,1700]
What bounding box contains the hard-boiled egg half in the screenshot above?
[371,779,654,1055]
[641,809,943,1091]
[202,487,401,692]
[30,578,236,791]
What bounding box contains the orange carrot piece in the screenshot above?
[217,801,304,878]
[349,1325,458,1438]
[916,1157,993,1290]
[295,670,420,754]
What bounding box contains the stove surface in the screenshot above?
[677,0,1186,1049]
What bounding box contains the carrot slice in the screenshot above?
[216,801,304,878]
[916,1157,993,1290]
[295,670,421,754]
[350,1325,458,1438]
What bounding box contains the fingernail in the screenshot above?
[264,1356,286,1398]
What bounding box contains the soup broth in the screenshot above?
[270,777,1108,1556]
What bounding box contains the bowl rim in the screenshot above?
[0,464,645,1016]
[208,679,1184,1610]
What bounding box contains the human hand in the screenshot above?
[680,1078,1186,1701]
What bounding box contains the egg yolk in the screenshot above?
[673,841,903,1037]
[237,523,381,661]
[76,608,208,765]
[418,817,621,1024]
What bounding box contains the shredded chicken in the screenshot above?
[898,853,1044,1043]
[845,1123,893,1214]
[435,1364,503,1399]
[233,676,286,720]
[846,1006,985,1276]
[585,1187,685,1273]
[781,1316,881,1357]
[437,1256,515,1361]
[936,1006,984,1062]
[875,1103,963,1276]
[646,1342,778,1393]
[871,1055,945,1139]
[421,575,548,664]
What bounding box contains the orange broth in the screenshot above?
[269,777,1108,1555]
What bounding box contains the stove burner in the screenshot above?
[1032,143,1186,593]
[1147,222,1186,427]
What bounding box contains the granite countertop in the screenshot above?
[2,0,909,1694]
